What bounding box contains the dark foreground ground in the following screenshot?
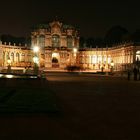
[0,72,140,140]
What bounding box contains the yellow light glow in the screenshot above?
[52,53,58,57]
[0,74,3,78]
[6,75,13,78]
[73,48,77,53]
[33,46,39,53]
[110,61,114,67]
[92,55,97,64]
[108,57,111,64]
[7,59,11,64]
[33,56,39,64]
[136,51,140,54]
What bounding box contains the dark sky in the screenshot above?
[0,0,140,38]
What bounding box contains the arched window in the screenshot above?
[39,35,45,47]
[11,52,14,62]
[67,36,73,48]
[3,52,5,62]
[52,34,60,47]
[6,52,9,60]
[27,54,32,62]
[108,56,111,64]
[21,53,25,62]
[16,53,20,62]
[33,36,37,46]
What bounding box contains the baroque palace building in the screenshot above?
[0,19,140,71]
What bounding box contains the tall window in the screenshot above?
[52,35,60,47]
[103,56,107,63]
[6,52,9,60]
[108,56,111,64]
[11,53,14,62]
[32,36,37,46]
[16,53,20,62]
[27,54,32,62]
[3,52,5,62]
[39,35,45,47]
[21,53,25,62]
[67,36,73,48]
[92,55,97,64]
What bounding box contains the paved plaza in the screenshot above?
[0,72,140,140]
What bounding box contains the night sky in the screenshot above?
[0,0,140,38]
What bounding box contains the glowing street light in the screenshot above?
[33,56,39,64]
[7,58,11,65]
[33,46,40,75]
[73,48,77,53]
[110,60,114,73]
[33,46,39,53]
[72,48,78,65]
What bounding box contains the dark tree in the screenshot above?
[94,38,104,48]
[86,38,95,48]
[104,25,129,46]
[79,37,86,48]
[129,30,140,42]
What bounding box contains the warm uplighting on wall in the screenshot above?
[6,74,13,78]
[33,56,39,64]
[136,51,140,61]
[73,48,78,53]
[108,56,111,64]
[110,61,114,67]
[7,58,11,65]
[52,52,59,58]
[92,55,97,64]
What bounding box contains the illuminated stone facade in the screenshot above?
[78,43,140,71]
[0,20,140,72]
[31,20,79,68]
[0,42,32,68]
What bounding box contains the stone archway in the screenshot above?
[52,52,59,68]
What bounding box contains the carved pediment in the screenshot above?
[50,21,62,35]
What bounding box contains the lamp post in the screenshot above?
[7,58,11,73]
[110,60,114,73]
[33,46,39,75]
[73,48,77,65]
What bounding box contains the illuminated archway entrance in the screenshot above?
[52,52,59,68]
